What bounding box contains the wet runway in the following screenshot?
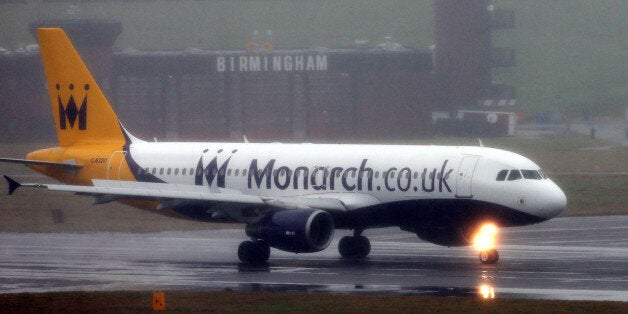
[1,215,626,301]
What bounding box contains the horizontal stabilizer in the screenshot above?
[0,158,83,170]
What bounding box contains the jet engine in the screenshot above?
[245,208,334,253]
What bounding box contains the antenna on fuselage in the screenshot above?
[243,135,250,144]
[478,139,484,147]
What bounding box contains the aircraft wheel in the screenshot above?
[238,240,270,263]
[479,248,499,264]
[339,236,371,259]
[255,239,271,261]
[338,236,355,258]
[356,236,371,258]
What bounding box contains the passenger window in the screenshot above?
[227,169,232,176]
[496,170,508,181]
[190,168,194,175]
[522,170,542,180]
[182,168,186,175]
[174,168,179,175]
[507,170,522,181]
[151,168,156,175]
[243,169,247,176]
[159,168,164,175]
[167,168,171,175]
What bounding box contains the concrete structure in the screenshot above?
[432,0,516,134]
[0,1,518,142]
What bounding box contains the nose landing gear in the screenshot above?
[479,248,499,264]
[473,223,499,264]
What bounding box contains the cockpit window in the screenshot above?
[496,170,508,181]
[499,169,546,181]
[538,169,547,179]
[507,170,522,181]
[521,170,542,180]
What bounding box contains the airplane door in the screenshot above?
[107,150,127,180]
[455,155,480,198]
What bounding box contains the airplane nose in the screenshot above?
[538,180,567,219]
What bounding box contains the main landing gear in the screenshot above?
[238,239,270,263]
[338,230,371,259]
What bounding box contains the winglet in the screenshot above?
[4,175,21,195]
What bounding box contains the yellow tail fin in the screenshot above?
[37,28,124,147]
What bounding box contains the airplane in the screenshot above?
[2,28,567,264]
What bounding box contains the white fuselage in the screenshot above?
[123,141,566,226]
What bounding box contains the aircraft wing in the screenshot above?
[3,176,348,213]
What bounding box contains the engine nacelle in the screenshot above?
[245,209,334,253]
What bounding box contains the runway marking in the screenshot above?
[530,239,627,245]
[496,288,628,302]
[504,226,628,234]
[369,234,416,241]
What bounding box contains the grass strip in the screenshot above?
[0,291,626,313]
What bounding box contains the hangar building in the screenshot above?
[0,0,515,142]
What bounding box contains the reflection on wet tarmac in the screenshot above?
[479,285,496,299]
[0,216,626,301]
[227,283,498,299]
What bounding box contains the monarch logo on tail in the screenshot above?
[57,83,88,130]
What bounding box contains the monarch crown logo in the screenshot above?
[57,83,88,130]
